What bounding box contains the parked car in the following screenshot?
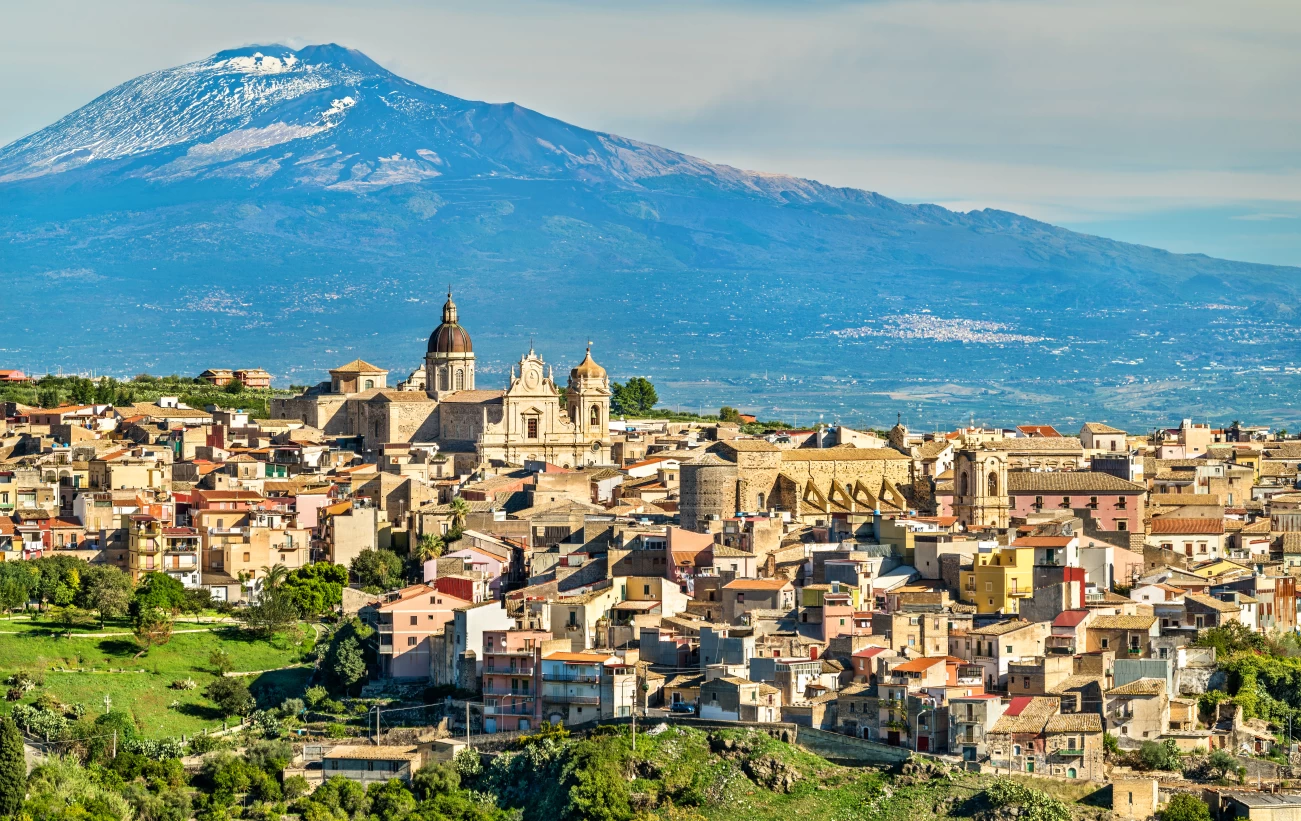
[670,702,695,714]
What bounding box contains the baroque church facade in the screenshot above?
[270,293,612,471]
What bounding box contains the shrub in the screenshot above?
[1162,793,1212,821]
[325,722,353,738]
[984,778,1070,821]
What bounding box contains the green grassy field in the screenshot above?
[0,617,315,738]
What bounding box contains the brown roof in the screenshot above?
[1007,472,1144,493]
[323,745,419,761]
[991,696,1059,734]
[723,578,792,591]
[1082,422,1126,435]
[969,619,1035,636]
[329,359,387,374]
[1106,679,1166,697]
[781,448,909,462]
[983,437,1083,452]
[1185,593,1242,613]
[1090,614,1156,630]
[1045,713,1104,733]
[1151,518,1225,535]
[437,390,505,404]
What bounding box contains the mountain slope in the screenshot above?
[2,44,1299,428]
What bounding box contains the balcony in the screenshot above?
[543,693,599,705]
[1056,748,1085,757]
[544,673,600,684]
[377,623,394,634]
[378,645,393,655]
[483,687,535,697]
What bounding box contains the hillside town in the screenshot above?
[2,296,1301,795]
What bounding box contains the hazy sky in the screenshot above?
[4,0,1301,266]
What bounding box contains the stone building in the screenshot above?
[679,440,912,532]
[271,293,611,469]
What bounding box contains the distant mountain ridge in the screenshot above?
[2,44,1298,427]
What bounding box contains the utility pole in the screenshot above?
[465,701,471,743]
[112,730,117,759]
[631,708,636,751]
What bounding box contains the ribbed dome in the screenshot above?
[428,292,473,354]
[570,346,606,380]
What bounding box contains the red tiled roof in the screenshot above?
[1004,696,1034,716]
[1052,609,1090,628]
[1151,518,1225,535]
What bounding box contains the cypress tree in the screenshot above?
[0,716,25,816]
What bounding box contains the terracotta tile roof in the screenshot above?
[1090,614,1156,630]
[1082,422,1126,435]
[437,390,505,404]
[1185,593,1242,613]
[991,696,1059,734]
[892,657,947,673]
[1151,518,1225,535]
[968,619,1034,636]
[1012,536,1075,547]
[323,744,419,761]
[983,437,1083,452]
[1051,610,1090,628]
[1048,674,1103,694]
[1007,472,1144,492]
[1106,679,1166,696]
[1046,713,1104,733]
[723,578,792,591]
[780,447,908,462]
[543,651,617,663]
[329,359,387,374]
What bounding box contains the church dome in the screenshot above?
[570,346,606,380]
[428,292,473,355]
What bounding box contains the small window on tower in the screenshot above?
[590,404,600,427]
[527,417,538,439]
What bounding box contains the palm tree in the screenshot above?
[261,563,290,591]
[415,534,445,564]
[449,496,471,533]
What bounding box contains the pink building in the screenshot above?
[482,629,552,732]
[822,592,873,641]
[1007,473,1145,533]
[373,584,473,679]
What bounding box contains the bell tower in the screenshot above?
[567,343,611,443]
[953,446,1010,529]
[425,290,475,400]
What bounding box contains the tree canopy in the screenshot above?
[610,377,657,416]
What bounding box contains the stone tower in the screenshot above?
[425,291,475,400]
[566,345,611,444]
[953,446,1011,529]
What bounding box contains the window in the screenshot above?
[364,379,374,390]
[1005,645,1013,654]
[1088,496,1099,509]
[527,417,538,439]
[243,552,250,562]
[1013,744,1022,756]
[407,637,417,646]
[959,472,968,497]
[440,369,449,391]
[1101,638,1110,649]
[1117,497,1127,509]
[987,472,999,496]
[590,404,599,427]
[1060,496,1071,509]
[455,369,464,390]
[410,616,418,626]
[1034,496,1044,510]
[756,492,765,510]
[1117,521,1128,531]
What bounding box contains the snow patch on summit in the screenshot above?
[216,52,299,74]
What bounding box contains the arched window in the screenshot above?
[757,492,766,510]
[987,471,999,496]
[959,472,968,497]
[439,368,449,391]
[363,379,374,390]
[455,369,464,390]
[590,404,600,428]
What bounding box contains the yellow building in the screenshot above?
[960,546,1035,615]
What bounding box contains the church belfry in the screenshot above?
[567,343,611,443]
[425,290,475,399]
